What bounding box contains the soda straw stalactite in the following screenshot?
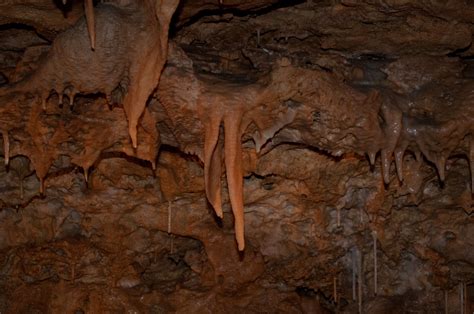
[372,230,378,295]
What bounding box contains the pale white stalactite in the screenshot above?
[368,152,376,167]
[68,91,75,107]
[372,230,378,295]
[83,167,89,183]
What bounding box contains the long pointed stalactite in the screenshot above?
[223,112,245,251]
[202,110,246,249]
[124,0,180,148]
[84,0,95,50]
[204,112,224,219]
[204,109,245,251]
[202,113,248,249]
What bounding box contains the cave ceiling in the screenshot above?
[0,0,473,313]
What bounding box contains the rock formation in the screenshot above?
[0,0,473,312]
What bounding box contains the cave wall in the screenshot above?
[0,0,473,313]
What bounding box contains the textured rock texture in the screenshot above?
[0,0,473,313]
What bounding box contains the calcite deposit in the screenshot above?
[0,0,473,313]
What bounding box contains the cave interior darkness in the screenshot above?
[0,0,474,313]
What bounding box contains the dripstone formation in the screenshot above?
[0,0,473,313]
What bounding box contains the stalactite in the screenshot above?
[170,235,174,254]
[60,0,95,50]
[2,131,9,167]
[435,154,447,182]
[168,200,174,253]
[41,97,47,111]
[204,114,224,218]
[372,230,377,295]
[469,136,474,192]
[251,106,296,154]
[394,149,404,182]
[84,0,96,50]
[358,249,363,314]
[83,167,89,183]
[65,87,76,107]
[39,177,45,196]
[414,151,422,164]
[10,156,32,200]
[460,282,464,314]
[352,248,357,301]
[167,200,172,234]
[58,92,64,106]
[368,152,376,167]
[223,113,245,251]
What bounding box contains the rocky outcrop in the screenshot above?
[0,0,473,313]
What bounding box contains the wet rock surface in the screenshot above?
[0,0,473,313]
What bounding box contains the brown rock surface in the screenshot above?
[0,0,473,313]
